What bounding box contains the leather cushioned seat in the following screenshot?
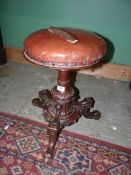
[24,27,106,70]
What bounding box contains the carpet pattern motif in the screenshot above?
[0,112,131,175]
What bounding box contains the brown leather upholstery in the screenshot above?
[24,27,106,70]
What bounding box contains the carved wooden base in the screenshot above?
[32,70,101,165]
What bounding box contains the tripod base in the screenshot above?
[32,71,101,165]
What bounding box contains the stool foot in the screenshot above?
[84,110,101,120]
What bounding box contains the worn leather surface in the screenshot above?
[24,27,106,70]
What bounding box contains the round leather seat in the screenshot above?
[24,27,106,70]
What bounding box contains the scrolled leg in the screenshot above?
[45,123,60,165]
[72,97,101,120]
[32,89,52,108]
[39,89,52,101]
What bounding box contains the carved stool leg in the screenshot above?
[44,105,61,165]
[73,97,101,120]
[45,122,60,165]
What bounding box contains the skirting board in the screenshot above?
[5,47,131,81]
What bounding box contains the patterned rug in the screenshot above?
[0,112,131,175]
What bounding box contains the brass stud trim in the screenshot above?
[73,63,77,66]
[42,60,45,64]
[83,61,87,65]
[65,63,68,66]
